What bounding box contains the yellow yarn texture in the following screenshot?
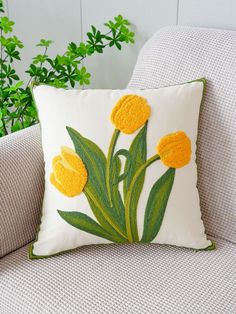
[50,146,88,197]
[110,95,151,134]
[157,131,191,168]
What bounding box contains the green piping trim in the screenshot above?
[29,238,216,260]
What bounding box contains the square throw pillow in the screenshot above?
[30,79,214,259]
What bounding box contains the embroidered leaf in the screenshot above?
[84,191,128,243]
[112,149,131,185]
[67,126,107,199]
[58,210,115,242]
[141,168,175,243]
[106,129,120,206]
[110,152,127,235]
[123,122,147,198]
[123,123,148,241]
[66,127,127,240]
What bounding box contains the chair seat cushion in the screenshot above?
[1,239,235,314]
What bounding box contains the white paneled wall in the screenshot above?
[8,0,82,83]
[6,0,236,88]
[81,0,178,88]
[178,0,236,30]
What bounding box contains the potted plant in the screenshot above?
[0,0,135,137]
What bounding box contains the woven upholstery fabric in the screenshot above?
[0,125,44,257]
[0,238,235,314]
[129,26,236,244]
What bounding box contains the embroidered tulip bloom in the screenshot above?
[110,95,151,134]
[157,131,191,168]
[50,146,88,197]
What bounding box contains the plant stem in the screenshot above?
[125,154,160,242]
[85,185,127,240]
[40,30,113,84]
[106,129,120,206]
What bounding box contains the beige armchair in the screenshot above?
[1,26,235,314]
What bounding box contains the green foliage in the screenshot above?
[66,126,127,241]
[58,123,174,245]
[0,0,135,137]
[141,168,175,242]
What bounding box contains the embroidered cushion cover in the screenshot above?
[30,79,213,259]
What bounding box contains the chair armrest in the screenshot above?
[0,125,44,257]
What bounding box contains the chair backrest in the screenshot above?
[0,125,44,257]
[129,26,236,244]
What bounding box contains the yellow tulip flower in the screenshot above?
[110,94,151,134]
[50,146,88,197]
[157,131,191,168]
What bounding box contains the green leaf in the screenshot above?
[4,81,23,94]
[123,123,147,241]
[66,126,108,203]
[58,210,115,242]
[36,39,54,47]
[12,36,24,48]
[114,15,130,27]
[77,67,91,85]
[115,41,122,50]
[0,0,4,13]
[11,120,23,132]
[84,192,127,243]
[0,17,14,33]
[50,78,67,88]
[33,54,48,64]
[141,168,175,243]
[112,149,131,185]
[66,126,127,240]
[109,150,128,235]
[91,25,96,35]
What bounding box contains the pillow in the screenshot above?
[30,79,214,259]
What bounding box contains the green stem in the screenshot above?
[125,154,160,242]
[85,186,127,241]
[106,129,120,205]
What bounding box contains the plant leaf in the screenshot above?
[84,191,127,243]
[141,168,175,243]
[67,126,108,203]
[124,123,147,197]
[110,152,126,235]
[112,149,131,185]
[58,210,115,242]
[123,123,147,241]
[66,126,127,239]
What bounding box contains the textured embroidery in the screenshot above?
[110,95,151,134]
[50,146,87,197]
[157,131,191,168]
[51,95,191,243]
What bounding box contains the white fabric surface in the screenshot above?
[1,238,235,314]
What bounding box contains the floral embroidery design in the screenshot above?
[50,146,87,197]
[51,95,191,243]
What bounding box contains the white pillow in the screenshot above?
[30,79,214,259]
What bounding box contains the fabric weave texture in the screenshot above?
[129,26,236,244]
[1,239,236,314]
[0,26,236,314]
[0,125,44,257]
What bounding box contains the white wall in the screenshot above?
[6,0,236,88]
